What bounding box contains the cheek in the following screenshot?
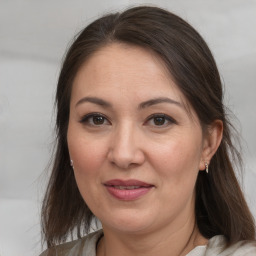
[150,137,202,208]
[67,132,107,210]
[67,129,107,178]
[149,133,203,189]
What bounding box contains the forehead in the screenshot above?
[71,43,200,123]
[73,44,179,95]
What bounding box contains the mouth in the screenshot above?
[103,179,154,200]
[108,185,148,190]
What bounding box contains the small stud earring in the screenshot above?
[205,162,209,174]
[70,159,74,168]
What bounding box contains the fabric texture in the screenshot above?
[40,229,256,256]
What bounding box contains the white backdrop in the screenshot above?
[0,1,256,255]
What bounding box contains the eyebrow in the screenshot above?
[75,97,112,108]
[139,97,183,109]
[75,96,182,109]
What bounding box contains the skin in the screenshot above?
[67,43,223,256]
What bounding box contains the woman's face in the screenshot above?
[67,43,208,235]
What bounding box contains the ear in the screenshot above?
[199,120,223,171]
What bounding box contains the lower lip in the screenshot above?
[105,186,153,201]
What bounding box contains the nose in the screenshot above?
[107,123,145,169]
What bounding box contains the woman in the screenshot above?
[40,6,256,256]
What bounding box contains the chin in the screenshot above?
[100,210,157,235]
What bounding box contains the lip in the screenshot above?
[103,179,154,201]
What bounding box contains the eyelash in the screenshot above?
[79,112,111,126]
[79,113,177,127]
[145,113,177,127]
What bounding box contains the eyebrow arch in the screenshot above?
[75,96,183,109]
[75,97,112,108]
[139,97,183,109]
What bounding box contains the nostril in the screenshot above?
[107,134,145,168]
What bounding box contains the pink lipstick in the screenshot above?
[104,179,154,201]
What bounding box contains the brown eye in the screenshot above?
[145,114,177,128]
[93,116,105,125]
[79,113,111,126]
[153,116,166,126]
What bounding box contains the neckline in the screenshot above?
[95,230,224,256]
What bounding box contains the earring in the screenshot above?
[70,159,74,168]
[205,162,209,174]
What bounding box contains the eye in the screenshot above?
[79,113,111,126]
[145,114,176,127]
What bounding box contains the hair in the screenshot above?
[41,6,255,248]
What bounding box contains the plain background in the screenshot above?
[0,1,255,255]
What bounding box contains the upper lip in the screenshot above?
[104,179,154,187]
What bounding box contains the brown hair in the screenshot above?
[41,6,255,248]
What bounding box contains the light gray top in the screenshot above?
[40,229,256,256]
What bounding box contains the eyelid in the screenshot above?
[78,112,176,127]
[79,112,111,125]
[144,113,177,126]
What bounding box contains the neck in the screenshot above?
[97,217,208,256]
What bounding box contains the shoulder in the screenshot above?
[206,235,256,256]
[39,229,103,256]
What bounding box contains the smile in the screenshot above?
[111,185,142,190]
[103,179,154,200]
